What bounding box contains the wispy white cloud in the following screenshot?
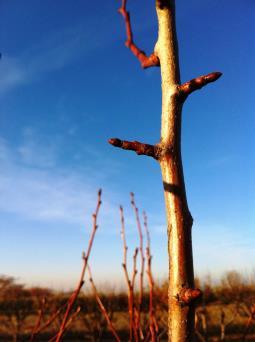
[205,155,234,168]
[145,218,255,278]
[193,222,255,276]
[16,128,58,169]
[0,135,120,231]
[0,24,107,95]
[0,56,26,93]
[0,135,253,286]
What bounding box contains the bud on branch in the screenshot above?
[179,72,222,101]
[179,288,202,305]
[109,138,160,159]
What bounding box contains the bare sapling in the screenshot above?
[130,192,145,336]
[120,205,139,341]
[20,191,158,341]
[29,298,45,342]
[143,211,159,341]
[109,0,222,340]
[120,194,159,341]
[30,301,68,341]
[53,189,102,341]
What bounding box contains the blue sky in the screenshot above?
[0,0,254,289]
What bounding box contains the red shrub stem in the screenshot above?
[143,211,158,341]
[118,0,160,68]
[130,192,145,337]
[87,264,121,342]
[108,138,160,160]
[179,72,222,101]
[29,298,45,342]
[55,189,102,342]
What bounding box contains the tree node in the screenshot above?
[179,288,202,305]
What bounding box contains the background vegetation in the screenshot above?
[1,271,255,341]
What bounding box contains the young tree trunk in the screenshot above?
[155,2,195,340]
[110,0,221,340]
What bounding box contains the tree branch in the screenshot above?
[118,0,160,69]
[108,138,160,159]
[179,72,222,101]
[143,211,159,342]
[48,307,81,342]
[120,205,137,342]
[30,298,46,342]
[87,264,121,342]
[131,247,139,289]
[55,189,102,342]
[130,193,145,337]
[33,302,68,338]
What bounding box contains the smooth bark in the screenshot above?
[155,1,196,340]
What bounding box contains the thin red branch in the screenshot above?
[33,301,68,337]
[55,189,102,342]
[30,298,46,342]
[65,306,81,331]
[242,304,255,341]
[118,0,160,69]
[120,206,131,290]
[132,247,139,289]
[143,211,159,341]
[120,205,137,342]
[108,138,160,160]
[87,264,121,342]
[48,307,81,342]
[132,247,144,341]
[130,193,145,337]
[179,72,222,101]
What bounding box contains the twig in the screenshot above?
[179,72,222,101]
[29,298,46,342]
[87,264,121,342]
[108,139,161,160]
[143,211,158,342]
[120,205,137,342]
[118,0,160,69]
[32,301,68,337]
[132,247,139,289]
[55,189,102,342]
[65,306,81,330]
[48,307,81,342]
[130,193,145,337]
[242,304,255,341]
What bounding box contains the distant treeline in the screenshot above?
[0,271,255,341]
